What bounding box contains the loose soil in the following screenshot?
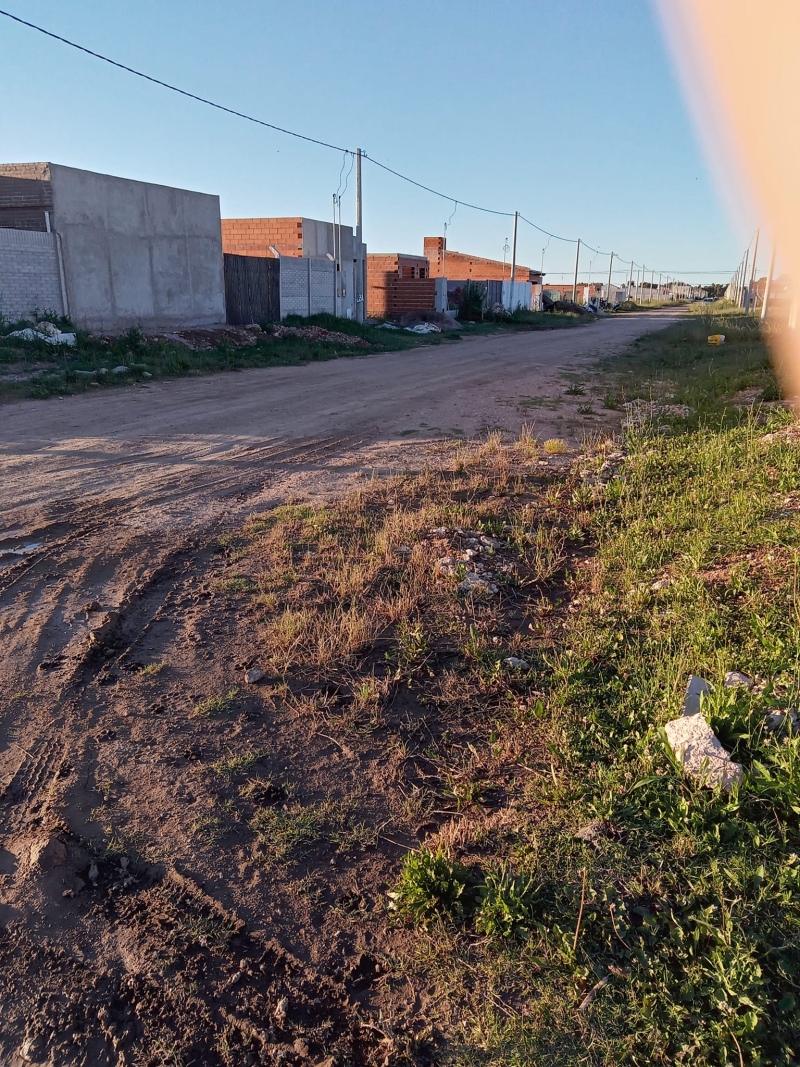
[0,311,678,1066]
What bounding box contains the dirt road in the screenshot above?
[0,309,678,718]
[0,309,681,1063]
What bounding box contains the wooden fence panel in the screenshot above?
[223,254,280,325]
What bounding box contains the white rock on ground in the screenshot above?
[682,674,713,716]
[724,670,754,689]
[664,714,743,790]
[245,667,264,685]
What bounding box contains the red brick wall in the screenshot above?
[423,235,539,282]
[367,253,435,317]
[221,218,304,258]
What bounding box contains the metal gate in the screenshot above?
[223,254,280,325]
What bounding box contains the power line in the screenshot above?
[0,7,709,278]
[362,154,513,217]
[518,213,576,244]
[0,8,351,154]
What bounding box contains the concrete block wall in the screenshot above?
[0,227,64,321]
[279,258,311,317]
[309,258,335,315]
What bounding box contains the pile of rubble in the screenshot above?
[145,323,371,351]
[427,526,516,596]
[622,398,691,431]
[270,324,370,346]
[579,449,625,488]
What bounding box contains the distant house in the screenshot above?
[0,162,226,330]
[366,253,435,318]
[221,217,366,321]
[423,237,544,312]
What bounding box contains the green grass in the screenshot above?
[0,309,590,401]
[390,315,800,1065]
[191,689,238,718]
[604,308,778,429]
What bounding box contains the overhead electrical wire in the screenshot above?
[0,7,715,282]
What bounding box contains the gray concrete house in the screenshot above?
[0,163,226,331]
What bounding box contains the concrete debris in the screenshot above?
[405,322,441,334]
[765,708,798,735]
[375,322,400,330]
[622,399,691,431]
[436,556,458,576]
[270,324,370,346]
[664,714,743,791]
[9,325,76,346]
[111,365,129,374]
[682,674,712,716]
[724,671,754,689]
[458,572,498,595]
[245,667,265,685]
[504,656,530,670]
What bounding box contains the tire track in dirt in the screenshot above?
[0,432,369,847]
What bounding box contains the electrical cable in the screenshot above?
[0,8,352,154]
[0,7,727,280]
[518,213,576,244]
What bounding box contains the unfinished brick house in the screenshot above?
[366,252,436,318]
[423,236,543,284]
[221,217,366,321]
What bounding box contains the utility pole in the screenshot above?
[355,148,364,322]
[332,193,338,317]
[761,243,776,321]
[746,229,759,313]
[572,238,581,303]
[628,260,635,300]
[658,272,662,302]
[739,248,750,308]
[508,210,518,310]
[637,265,643,304]
[606,252,614,305]
[650,267,655,303]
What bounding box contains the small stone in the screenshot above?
[111,365,129,374]
[274,996,289,1023]
[88,862,99,883]
[395,545,412,556]
[429,527,448,536]
[650,578,671,591]
[682,674,712,716]
[458,572,493,595]
[142,371,152,378]
[245,667,265,685]
[724,671,754,689]
[504,656,530,670]
[765,708,798,734]
[664,714,743,790]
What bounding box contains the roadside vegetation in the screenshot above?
[0,306,591,402]
[200,308,799,1064]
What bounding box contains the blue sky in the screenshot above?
[0,1,747,285]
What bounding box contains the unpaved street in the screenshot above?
[0,309,680,1063]
[0,312,677,705]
